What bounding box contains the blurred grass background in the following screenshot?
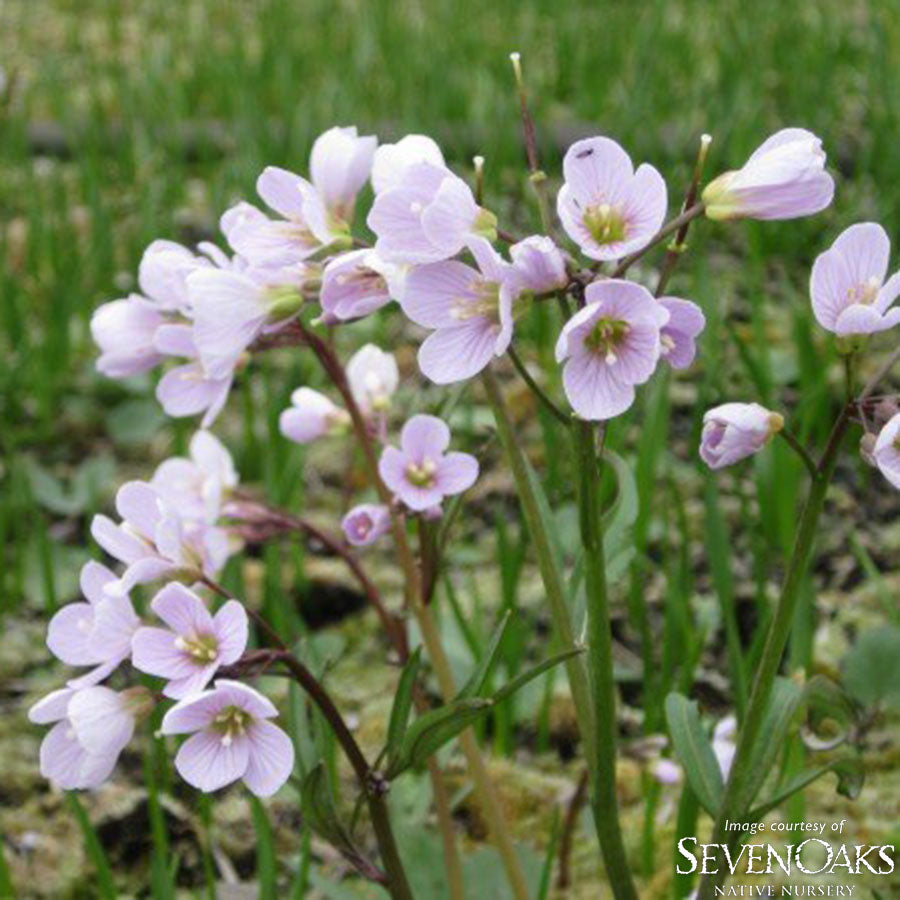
[3,0,900,897]
[2,0,899,608]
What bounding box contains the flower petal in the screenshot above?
[242,720,295,797]
[175,730,250,792]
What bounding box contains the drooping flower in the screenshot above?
[188,265,309,380]
[508,235,569,295]
[702,128,834,221]
[154,324,234,428]
[872,413,900,489]
[658,297,706,369]
[91,481,231,594]
[91,240,201,378]
[810,222,900,339]
[29,685,151,790]
[371,134,445,194]
[46,561,140,689]
[378,414,478,512]
[342,504,392,547]
[699,403,784,469]
[319,249,401,321]
[131,583,248,699]
[152,430,238,524]
[279,387,350,444]
[346,344,399,415]
[227,127,376,267]
[160,679,295,797]
[556,137,667,262]
[92,297,167,378]
[402,237,515,383]
[555,279,669,420]
[368,161,496,264]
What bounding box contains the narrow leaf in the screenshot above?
[386,647,422,760]
[457,610,513,700]
[664,693,724,816]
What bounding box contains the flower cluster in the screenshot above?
[30,432,294,796]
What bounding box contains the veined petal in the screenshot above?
[242,720,295,797]
[417,322,498,384]
[562,352,635,421]
[175,730,250,792]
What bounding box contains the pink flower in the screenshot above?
[508,235,568,295]
[556,137,667,262]
[402,237,515,383]
[555,279,669,420]
[368,161,496,264]
[92,297,166,378]
[47,562,140,689]
[152,430,238,524]
[160,679,295,797]
[279,387,350,444]
[872,413,900,489]
[371,134,445,194]
[378,415,478,512]
[658,297,706,369]
[29,685,150,790]
[702,128,834,221]
[712,716,736,778]
[810,223,900,338]
[91,481,231,594]
[227,127,375,267]
[342,504,392,547]
[320,249,401,321]
[154,324,234,428]
[188,266,308,380]
[131,583,248,699]
[346,344,399,415]
[91,240,208,379]
[699,403,784,469]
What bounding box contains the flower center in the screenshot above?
[452,281,501,323]
[211,705,253,746]
[848,276,881,305]
[584,316,630,364]
[583,203,627,245]
[405,459,437,488]
[175,632,219,664]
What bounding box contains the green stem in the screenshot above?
[481,369,596,765]
[574,422,639,900]
[697,407,851,898]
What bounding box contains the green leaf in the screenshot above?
[842,626,900,711]
[457,610,513,700]
[386,647,423,762]
[386,698,493,778]
[664,693,724,816]
[747,755,864,820]
[66,794,118,900]
[741,677,804,809]
[250,796,277,900]
[600,449,638,564]
[802,674,858,750]
[299,763,379,879]
[488,646,584,706]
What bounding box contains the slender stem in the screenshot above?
[860,344,900,400]
[301,322,532,900]
[509,51,554,236]
[507,346,571,427]
[778,428,817,479]
[230,498,408,656]
[276,654,414,900]
[654,134,712,297]
[574,422,639,900]
[556,768,590,890]
[203,576,414,900]
[610,202,705,279]
[481,369,596,765]
[697,406,852,898]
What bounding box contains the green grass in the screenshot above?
[4,1,900,895]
